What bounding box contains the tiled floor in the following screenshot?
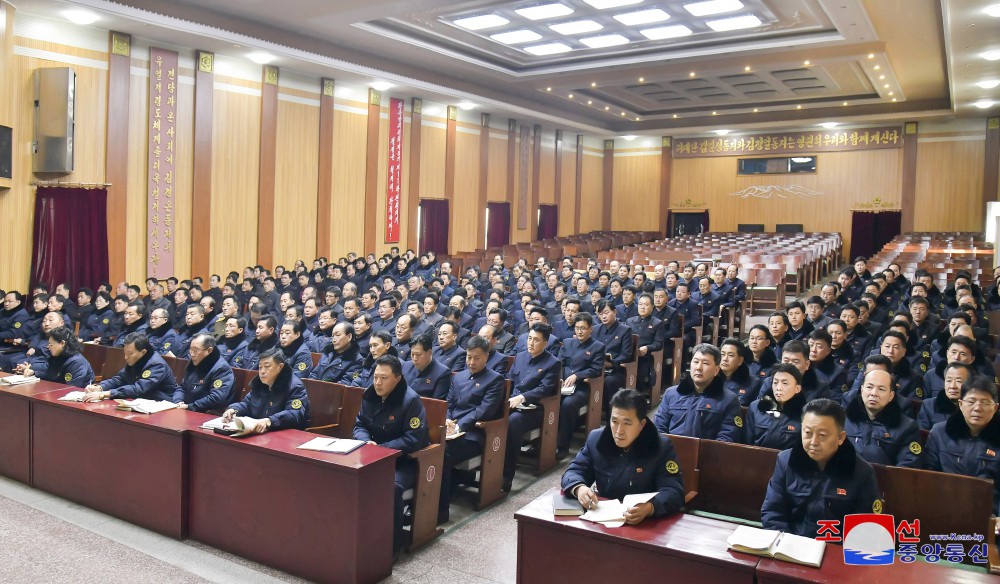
[0,455,570,584]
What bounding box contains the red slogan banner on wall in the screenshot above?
[146,47,178,278]
[385,97,403,243]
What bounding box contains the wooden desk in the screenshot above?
[515,488,759,584]
[187,427,400,584]
[30,388,207,538]
[756,545,1000,583]
[0,378,66,484]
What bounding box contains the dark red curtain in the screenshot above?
[486,202,510,248]
[537,204,558,240]
[419,199,450,255]
[850,210,901,258]
[31,186,109,291]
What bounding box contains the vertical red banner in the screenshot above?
[385,97,404,243]
[146,47,178,278]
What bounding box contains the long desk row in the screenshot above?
[0,376,398,584]
[516,488,1000,584]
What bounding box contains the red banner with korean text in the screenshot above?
[671,126,902,158]
[146,47,178,278]
[385,97,403,243]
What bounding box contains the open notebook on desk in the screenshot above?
[726,525,825,568]
[297,436,366,454]
[0,375,39,386]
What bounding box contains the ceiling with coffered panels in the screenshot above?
[14,0,1000,137]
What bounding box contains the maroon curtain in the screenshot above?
[419,199,450,256]
[31,186,109,291]
[486,202,511,248]
[850,210,900,258]
[537,204,558,240]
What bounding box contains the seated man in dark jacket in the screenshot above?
[762,398,880,538]
[653,344,743,442]
[353,355,429,558]
[223,347,309,432]
[173,333,235,413]
[84,333,177,402]
[562,389,685,524]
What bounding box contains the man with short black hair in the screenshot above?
[84,333,177,402]
[402,333,451,399]
[653,344,743,442]
[762,398,880,537]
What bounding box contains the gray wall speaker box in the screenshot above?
[0,125,11,180]
[33,67,75,174]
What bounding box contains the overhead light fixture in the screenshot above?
[580,34,630,48]
[867,53,875,59]
[977,80,1000,89]
[515,3,574,20]
[842,101,848,106]
[524,42,573,55]
[546,86,552,91]
[549,20,603,35]
[689,71,696,77]
[706,14,762,32]
[791,157,813,163]
[819,122,838,129]
[640,25,692,40]
[888,91,894,96]
[458,101,477,110]
[622,135,637,141]
[803,60,810,65]
[684,0,743,17]
[879,75,885,80]
[62,9,99,25]
[673,114,678,118]
[714,129,730,135]
[453,14,509,30]
[873,65,880,70]
[491,29,543,44]
[883,84,890,88]
[583,0,643,9]
[587,100,593,104]
[371,81,393,91]
[984,4,1000,17]
[620,111,626,116]
[248,52,274,64]
[975,100,996,109]
[568,94,574,98]
[983,50,1000,61]
[605,106,610,110]
[891,98,897,102]
[712,111,718,115]
[591,82,597,87]
[744,66,751,71]
[796,105,802,109]
[752,108,758,112]
[614,9,670,26]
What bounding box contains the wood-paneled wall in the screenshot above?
[0,11,995,292]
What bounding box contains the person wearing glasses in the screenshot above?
[173,333,235,413]
[925,375,1000,514]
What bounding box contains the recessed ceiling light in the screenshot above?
[591,82,597,87]
[605,106,610,110]
[706,14,762,31]
[843,101,848,106]
[744,66,751,71]
[883,84,890,88]
[491,29,543,44]
[614,9,670,26]
[752,108,758,112]
[888,91,894,96]
[712,111,718,115]
[683,0,743,17]
[458,101,477,110]
[62,9,99,25]
[515,3,574,20]
[975,100,996,109]
[248,52,274,64]
[620,112,626,116]
[867,53,875,59]
[580,34,630,48]
[803,60,810,65]
[638,77,645,82]
[891,98,897,102]
[583,0,643,9]
[873,65,880,70]
[568,94,574,98]
[453,14,509,30]
[819,122,838,129]
[371,81,393,91]
[587,100,593,104]
[983,50,1000,61]
[978,80,1000,89]
[635,117,640,121]
[546,87,552,91]
[622,135,637,140]
[984,4,1000,17]
[714,129,730,135]
[550,20,603,35]
[640,25,692,40]
[524,42,573,55]
[879,75,885,80]
[689,71,696,77]
[673,114,678,118]
[796,105,802,109]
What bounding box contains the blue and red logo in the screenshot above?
[843,514,896,566]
